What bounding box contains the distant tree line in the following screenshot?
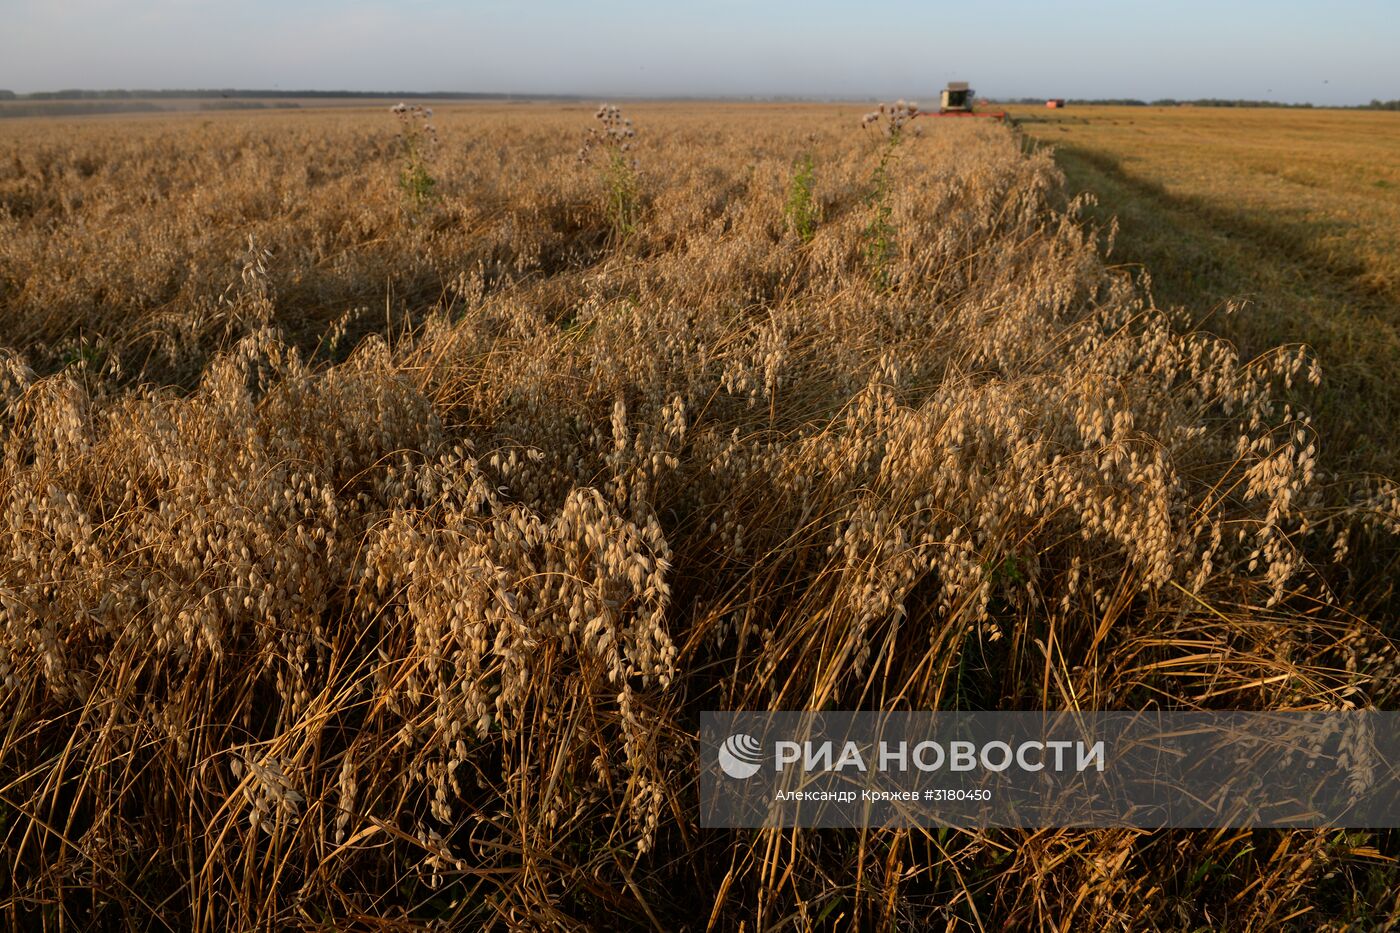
[999,97,1320,108]
[11,89,585,101]
[999,97,1147,106]
[0,99,307,119]
[1001,96,1400,110]
[1148,98,1316,108]
[0,101,166,118]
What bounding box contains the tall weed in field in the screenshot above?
[579,104,640,246]
[859,100,919,288]
[391,102,438,210]
[784,139,819,242]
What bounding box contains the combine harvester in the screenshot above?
[924,82,1008,122]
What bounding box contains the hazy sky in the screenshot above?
[3,0,1397,104]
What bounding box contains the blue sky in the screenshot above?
[2,0,1396,104]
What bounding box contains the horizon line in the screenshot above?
[1,87,1385,108]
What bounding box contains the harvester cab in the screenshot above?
[927,81,1007,122]
[939,82,974,114]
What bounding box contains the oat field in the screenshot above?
[1,103,1398,930]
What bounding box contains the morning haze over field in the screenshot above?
[2,0,1398,104]
[1,2,1399,931]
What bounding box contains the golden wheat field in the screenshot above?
[0,102,1398,930]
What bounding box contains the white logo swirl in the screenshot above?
[718,733,763,779]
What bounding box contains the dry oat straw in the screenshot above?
[0,102,1397,929]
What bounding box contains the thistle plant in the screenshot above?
[784,139,819,242]
[391,102,439,211]
[578,104,640,246]
[859,100,920,287]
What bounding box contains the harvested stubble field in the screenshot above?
[1015,104,1400,477]
[0,102,1398,930]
